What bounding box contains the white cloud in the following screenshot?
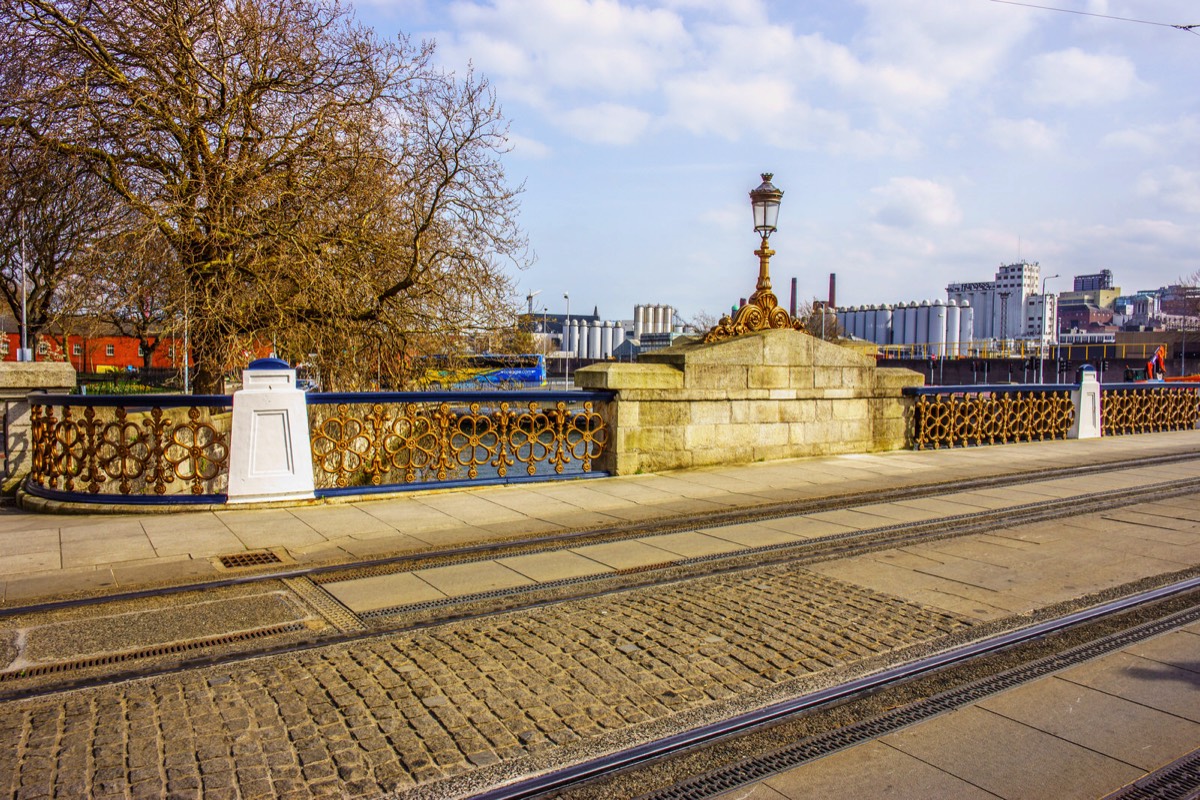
[986,118,1059,152]
[1026,48,1138,107]
[1137,169,1200,215]
[504,133,553,160]
[446,0,690,95]
[869,178,962,228]
[855,0,1034,102]
[1102,116,1200,155]
[557,103,652,145]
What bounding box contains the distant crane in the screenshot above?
[526,290,542,316]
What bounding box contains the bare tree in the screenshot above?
[796,300,842,341]
[78,227,179,372]
[0,142,118,354]
[3,0,526,392]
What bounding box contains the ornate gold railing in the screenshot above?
[307,391,612,493]
[1101,385,1200,435]
[26,395,232,502]
[908,387,1076,450]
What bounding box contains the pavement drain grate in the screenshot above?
[217,550,284,569]
[0,622,306,683]
[1101,746,1200,800]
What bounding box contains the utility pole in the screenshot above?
[563,293,570,390]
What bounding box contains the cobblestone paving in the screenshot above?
[0,566,972,799]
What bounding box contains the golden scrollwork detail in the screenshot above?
[309,397,611,489]
[913,389,1075,450]
[1102,387,1200,435]
[27,400,231,497]
[703,291,805,344]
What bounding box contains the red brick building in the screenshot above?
[0,331,188,373]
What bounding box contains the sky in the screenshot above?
[351,0,1200,325]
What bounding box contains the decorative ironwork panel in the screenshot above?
[309,396,611,491]
[1102,387,1200,435]
[28,400,231,498]
[912,389,1075,450]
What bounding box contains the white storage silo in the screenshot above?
[902,302,918,349]
[959,302,974,355]
[613,323,626,352]
[568,319,579,354]
[931,300,948,357]
[576,321,587,358]
[634,305,645,339]
[601,321,613,358]
[916,300,931,356]
[588,320,601,358]
[946,300,961,357]
[877,305,893,345]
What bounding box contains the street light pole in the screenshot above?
[703,173,804,343]
[1038,273,1058,384]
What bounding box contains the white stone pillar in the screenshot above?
[227,358,315,503]
[1069,367,1101,439]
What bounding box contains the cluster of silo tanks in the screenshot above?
[564,304,676,360]
[566,318,626,360]
[839,300,976,357]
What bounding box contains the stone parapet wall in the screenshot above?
[575,329,923,475]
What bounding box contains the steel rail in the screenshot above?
[3,474,1198,706]
[473,575,1200,800]
[2,450,1198,624]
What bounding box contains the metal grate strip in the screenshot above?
[1101,747,1200,800]
[0,622,305,682]
[636,604,1200,800]
[283,577,367,633]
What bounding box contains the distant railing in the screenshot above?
[906,385,1076,450]
[906,381,1200,449]
[306,390,612,496]
[1100,383,1200,435]
[25,394,233,504]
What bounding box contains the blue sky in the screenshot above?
[352,0,1199,324]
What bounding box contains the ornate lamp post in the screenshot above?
[705,173,805,343]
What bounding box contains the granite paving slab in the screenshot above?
[882,706,1143,800]
[977,676,1200,771]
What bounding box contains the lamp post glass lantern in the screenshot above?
[703,173,805,343]
[750,173,783,237]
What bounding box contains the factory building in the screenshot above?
[947,261,1043,341]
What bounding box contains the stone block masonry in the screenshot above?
[575,329,923,474]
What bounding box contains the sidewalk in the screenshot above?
[2,430,1199,606]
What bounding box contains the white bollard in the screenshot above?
[1069,366,1101,439]
[227,358,316,503]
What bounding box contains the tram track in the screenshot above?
[1,449,1199,799]
[473,577,1200,800]
[1,455,1199,703]
[3,449,1199,621]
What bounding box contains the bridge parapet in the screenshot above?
[575,329,924,474]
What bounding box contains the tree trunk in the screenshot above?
[190,330,227,395]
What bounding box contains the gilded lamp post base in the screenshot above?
[703,291,805,343]
[704,231,806,344]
